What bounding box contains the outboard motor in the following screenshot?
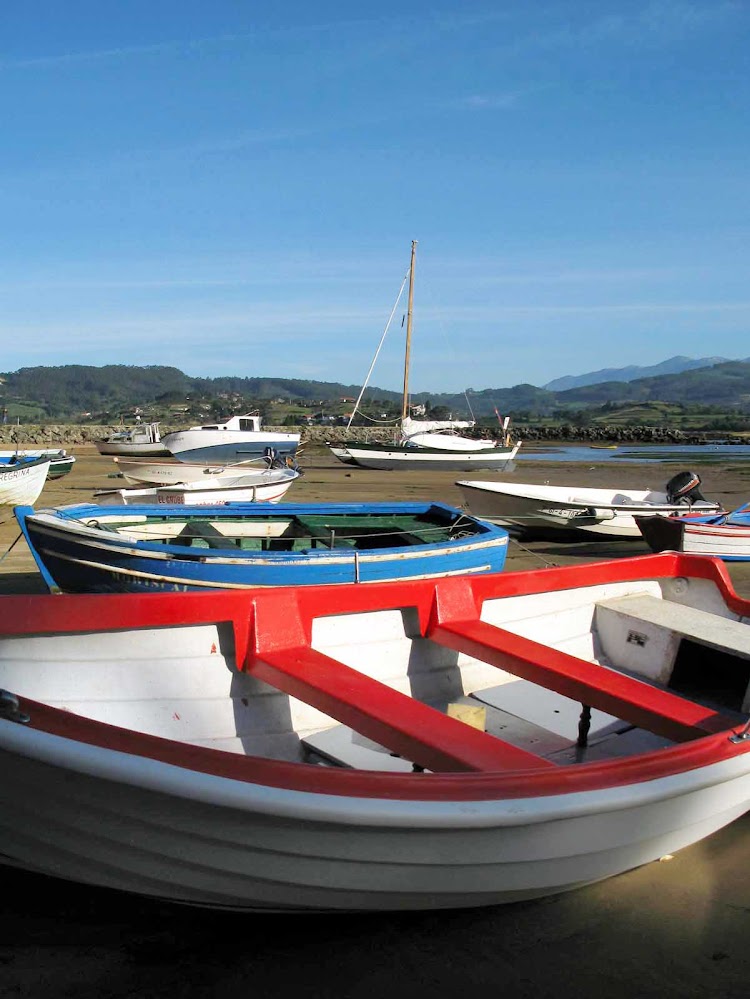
[665,470,707,506]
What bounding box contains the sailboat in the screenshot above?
[328,242,521,471]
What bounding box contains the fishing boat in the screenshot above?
[0,456,50,507]
[328,242,521,472]
[94,422,170,457]
[0,551,748,912]
[110,454,299,488]
[0,449,75,479]
[456,470,721,539]
[94,465,300,506]
[14,500,509,593]
[637,503,750,561]
[162,414,300,464]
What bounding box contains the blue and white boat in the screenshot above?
[14,501,509,593]
[162,413,300,464]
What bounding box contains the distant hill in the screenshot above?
[2,359,750,421]
[543,355,733,392]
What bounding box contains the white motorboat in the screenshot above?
[162,414,300,464]
[456,470,722,538]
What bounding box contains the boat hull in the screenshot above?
[457,480,722,539]
[15,501,509,593]
[0,458,50,506]
[637,513,750,561]
[1,552,749,911]
[0,450,74,480]
[94,470,299,507]
[1,728,748,911]
[112,457,289,487]
[95,441,171,457]
[162,430,300,463]
[340,442,520,472]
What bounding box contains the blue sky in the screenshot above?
[1,1,749,392]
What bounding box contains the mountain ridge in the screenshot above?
[2,357,750,421]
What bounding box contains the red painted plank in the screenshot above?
[427,579,729,743]
[248,645,554,773]
[244,589,554,774]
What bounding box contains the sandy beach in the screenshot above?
[1,444,749,998]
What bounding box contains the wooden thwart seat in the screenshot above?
[595,594,750,659]
[427,615,731,742]
[246,643,556,773]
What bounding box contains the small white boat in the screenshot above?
[111,455,294,487]
[457,471,721,539]
[0,552,749,911]
[95,422,170,457]
[94,465,300,506]
[162,414,300,464]
[0,456,50,507]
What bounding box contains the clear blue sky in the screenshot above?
[1,1,748,393]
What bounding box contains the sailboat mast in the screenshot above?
[401,240,417,422]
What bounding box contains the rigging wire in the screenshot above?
[346,269,410,430]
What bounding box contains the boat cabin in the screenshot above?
[190,414,262,433]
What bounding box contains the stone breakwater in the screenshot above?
[0,424,746,448]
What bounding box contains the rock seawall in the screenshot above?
[0,424,745,448]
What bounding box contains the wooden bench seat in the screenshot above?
[595,593,750,710]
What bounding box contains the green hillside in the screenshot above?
[1,360,749,425]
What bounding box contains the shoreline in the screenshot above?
[3,443,749,595]
[1,445,750,998]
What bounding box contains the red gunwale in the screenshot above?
[4,552,750,802]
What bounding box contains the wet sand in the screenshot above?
[1,445,750,998]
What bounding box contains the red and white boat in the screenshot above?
[0,552,749,912]
[637,504,750,561]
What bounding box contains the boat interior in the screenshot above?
[3,559,750,775]
[53,508,493,551]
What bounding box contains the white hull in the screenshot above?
[0,459,50,506]
[342,442,520,472]
[1,557,750,910]
[678,524,750,559]
[112,457,288,487]
[1,726,748,911]
[457,480,721,538]
[95,469,300,506]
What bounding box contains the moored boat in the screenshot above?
[95,422,170,457]
[94,465,300,506]
[0,456,50,507]
[0,449,75,479]
[637,503,750,561]
[327,242,521,472]
[0,552,748,911]
[162,414,300,464]
[14,500,509,593]
[456,470,721,539]
[110,454,295,487]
